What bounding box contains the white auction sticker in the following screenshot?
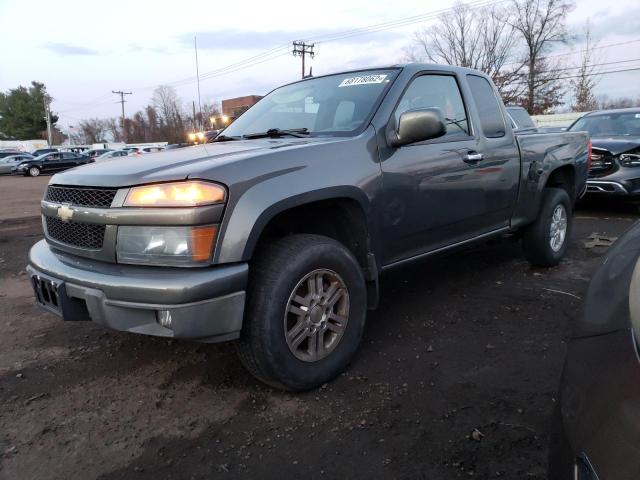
[339,74,388,87]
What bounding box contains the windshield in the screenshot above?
[221,69,398,138]
[569,111,640,137]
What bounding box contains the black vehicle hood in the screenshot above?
[574,220,640,338]
[591,136,640,155]
[50,137,349,187]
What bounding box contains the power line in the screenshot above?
[509,66,640,85]
[133,0,504,91]
[502,38,640,68]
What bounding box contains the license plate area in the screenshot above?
[29,271,90,321]
[31,274,63,316]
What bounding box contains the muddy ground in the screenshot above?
[0,174,637,479]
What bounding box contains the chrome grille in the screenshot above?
[45,185,117,208]
[45,216,105,249]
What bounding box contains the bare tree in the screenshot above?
[152,85,187,143]
[78,118,108,144]
[201,101,222,129]
[104,118,122,142]
[570,22,599,112]
[509,0,574,113]
[407,2,526,103]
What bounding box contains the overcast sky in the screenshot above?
[1,0,639,128]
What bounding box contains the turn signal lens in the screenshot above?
[124,181,226,207]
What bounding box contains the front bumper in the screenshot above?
[586,174,640,196]
[27,240,248,342]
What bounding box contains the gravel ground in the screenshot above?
[0,174,637,479]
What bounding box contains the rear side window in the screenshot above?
[395,74,469,137]
[467,75,506,138]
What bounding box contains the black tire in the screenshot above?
[523,187,572,267]
[27,166,40,177]
[236,234,367,391]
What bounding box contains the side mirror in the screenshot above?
[388,107,447,147]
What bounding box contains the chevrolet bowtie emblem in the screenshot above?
[57,205,74,222]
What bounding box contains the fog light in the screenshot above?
[157,310,173,329]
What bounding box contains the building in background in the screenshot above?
[221,95,263,119]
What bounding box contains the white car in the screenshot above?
[124,146,165,156]
[94,150,130,162]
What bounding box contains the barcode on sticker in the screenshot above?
[339,74,388,87]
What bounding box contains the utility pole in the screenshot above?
[192,101,197,132]
[43,96,52,146]
[194,35,203,131]
[292,41,315,79]
[112,90,132,142]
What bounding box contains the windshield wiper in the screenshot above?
[211,134,240,142]
[243,128,310,139]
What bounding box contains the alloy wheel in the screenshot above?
[284,269,350,362]
[549,204,567,252]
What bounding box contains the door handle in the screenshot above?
[463,151,484,164]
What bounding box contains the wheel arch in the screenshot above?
[222,186,379,307]
[544,164,576,202]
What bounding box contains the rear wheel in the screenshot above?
[523,187,572,267]
[236,234,367,391]
[27,166,40,177]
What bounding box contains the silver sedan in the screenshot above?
[0,154,34,174]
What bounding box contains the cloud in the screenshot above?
[42,42,100,56]
[182,28,403,51]
[569,7,640,38]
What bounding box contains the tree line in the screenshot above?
[69,86,222,145]
[403,0,629,114]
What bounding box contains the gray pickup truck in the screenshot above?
[27,64,589,390]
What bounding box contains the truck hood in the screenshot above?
[591,136,640,156]
[50,137,347,187]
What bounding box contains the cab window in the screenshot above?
[395,74,469,137]
[467,75,507,138]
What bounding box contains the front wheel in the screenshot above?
[522,187,572,267]
[236,234,367,391]
[27,166,40,177]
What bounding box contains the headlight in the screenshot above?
[621,153,640,167]
[117,225,217,266]
[124,181,226,207]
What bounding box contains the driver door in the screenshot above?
[379,73,488,265]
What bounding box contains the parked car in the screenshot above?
[141,146,164,153]
[0,150,22,159]
[568,108,640,197]
[84,149,113,159]
[27,64,589,390]
[13,151,90,177]
[165,143,190,150]
[506,106,538,134]
[31,148,58,157]
[125,146,165,156]
[0,153,34,174]
[94,150,129,162]
[549,220,640,480]
[205,130,222,142]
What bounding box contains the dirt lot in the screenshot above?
[0,174,637,479]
